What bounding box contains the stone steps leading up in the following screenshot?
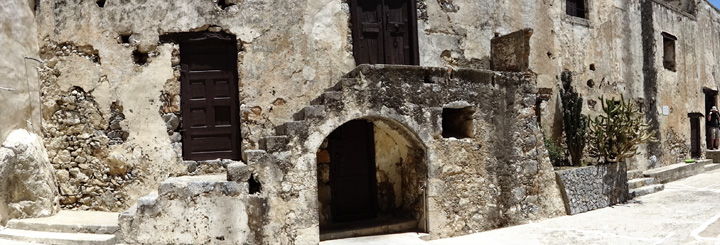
[5,211,119,235]
[0,210,119,245]
[629,184,665,198]
[0,228,116,245]
[627,177,655,189]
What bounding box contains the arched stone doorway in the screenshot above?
[317,117,427,240]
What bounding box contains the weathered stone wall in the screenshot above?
[242,65,564,242]
[35,0,356,210]
[119,175,250,244]
[555,162,629,215]
[0,129,60,225]
[0,0,42,143]
[0,0,58,225]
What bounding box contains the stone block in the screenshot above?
[275,121,308,138]
[491,28,532,72]
[227,162,250,182]
[261,136,289,153]
[244,150,267,165]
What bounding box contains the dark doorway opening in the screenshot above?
[705,88,717,150]
[318,118,427,241]
[689,113,703,158]
[349,0,419,65]
[328,119,378,222]
[161,32,242,161]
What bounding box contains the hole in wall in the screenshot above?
[249,175,261,194]
[217,0,234,10]
[587,79,595,88]
[132,49,148,66]
[119,33,131,44]
[96,0,106,8]
[589,63,596,71]
[442,107,474,138]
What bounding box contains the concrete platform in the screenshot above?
[6,210,119,234]
[643,159,709,183]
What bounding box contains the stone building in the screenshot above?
[1,0,720,244]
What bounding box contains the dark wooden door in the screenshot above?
[350,0,419,65]
[180,38,241,160]
[329,120,377,222]
[691,116,701,158]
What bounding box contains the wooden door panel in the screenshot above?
[329,120,377,222]
[351,0,418,65]
[180,38,241,161]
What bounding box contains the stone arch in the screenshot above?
[314,115,428,239]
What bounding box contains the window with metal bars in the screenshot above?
[566,0,586,18]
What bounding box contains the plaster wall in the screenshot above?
[0,0,41,142]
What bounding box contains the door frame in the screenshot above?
[349,0,420,65]
[160,32,242,161]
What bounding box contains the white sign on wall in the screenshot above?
[662,105,670,116]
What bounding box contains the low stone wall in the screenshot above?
[555,162,628,215]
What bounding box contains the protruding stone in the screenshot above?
[227,162,250,182]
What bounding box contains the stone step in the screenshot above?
[706,163,720,172]
[643,160,709,184]
[627,170,644,179]
[5,211,119,235]
[627,177,655,189]
[275,121,308,138]
[259,135,289,153]
[328,78,359,91]
[0,228,116,245]
[292,105,326,121]
[707,150,720,163]
[629,184,665,198]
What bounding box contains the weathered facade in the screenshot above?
[2,0,720,243]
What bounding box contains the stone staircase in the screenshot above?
[627,169,664,198]
[0,210,118,245]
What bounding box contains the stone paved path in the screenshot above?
[323,168,720,245]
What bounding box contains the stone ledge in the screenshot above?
[643,160,707,183]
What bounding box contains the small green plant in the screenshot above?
[560,70,587,166]
[587,95,656,163]
[544,136,567,167]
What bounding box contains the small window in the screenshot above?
[442,107,474,139]
[566,0,586,18]
[662,32,677,72]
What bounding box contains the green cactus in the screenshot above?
[560,70,587,166]
[587,95,656,163]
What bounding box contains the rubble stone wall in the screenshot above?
[555,162,629,215]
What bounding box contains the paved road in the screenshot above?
[322,169,720,245]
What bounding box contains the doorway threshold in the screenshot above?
[320,217,418,241]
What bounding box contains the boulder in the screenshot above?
[0,129,60,224]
